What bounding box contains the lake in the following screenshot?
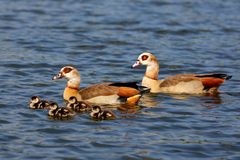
[0,0,239,159]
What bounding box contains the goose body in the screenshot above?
[52,66,149,105]
[132,52,231,94]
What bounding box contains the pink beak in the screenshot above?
[52,72,63,80]
[132,60,141,68]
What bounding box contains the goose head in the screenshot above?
[52,66,81,87]
[132,52,158,68]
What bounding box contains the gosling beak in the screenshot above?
[131,60,141,68]
[52,72,63,80]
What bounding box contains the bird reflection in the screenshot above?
[118,103,141,114]
[201,93,223,109]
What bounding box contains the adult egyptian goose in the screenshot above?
[52,66,149,105]
[132,52,231,94]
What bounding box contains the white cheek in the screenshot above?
[94,110,98,113]
[141,60,148,65]
[64,73,70,79]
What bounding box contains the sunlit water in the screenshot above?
[0,0,239,159]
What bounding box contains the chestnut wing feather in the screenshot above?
[79,83,118,100]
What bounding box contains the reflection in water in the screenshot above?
[165,92,223,109]
[97,93,160,115]
[139,94,160,107]
[201,94,223,109]
[115,92,223,114]
[165,93,193,100]
[118,104,141,114]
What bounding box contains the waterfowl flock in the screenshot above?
[28,52,231,121]
[29,95,114,120]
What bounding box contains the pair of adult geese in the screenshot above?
[51,52,231,106]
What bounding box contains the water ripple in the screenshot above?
[0,0,239,159]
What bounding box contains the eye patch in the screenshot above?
[142,55,149,61]
[63,67,73,74]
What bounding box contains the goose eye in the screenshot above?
[142,55,149,61]
[63,67,73,74]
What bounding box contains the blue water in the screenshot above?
[0,0,240,159]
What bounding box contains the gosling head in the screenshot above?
[30,96,40,104]
[92,106,102,114]
[48,102,59,110]
[68,96,78,104]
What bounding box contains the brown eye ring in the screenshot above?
[142,55,149,61]
[63,67,73,74]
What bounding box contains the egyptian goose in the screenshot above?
[29,96,50,109]
[66,96,92,112]
[52,66,149,105]
[48,102,76,119]
[90,105,116,120]
[132,52,231,94]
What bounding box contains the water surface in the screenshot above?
[0,0,240,159]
